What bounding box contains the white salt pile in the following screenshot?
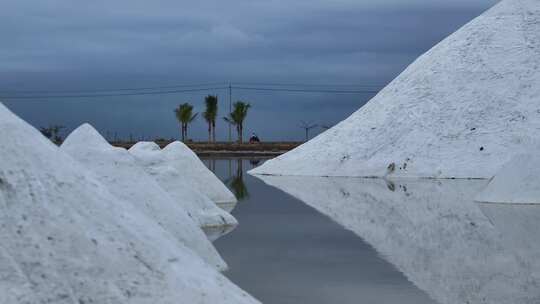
[128,142,238,229]
[61,123,227,270]
[0,103,259,304]
[162,141,237,209]
[251,0,540,179]
[475,154,540,204]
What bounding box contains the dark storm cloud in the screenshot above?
[1,0,498,141]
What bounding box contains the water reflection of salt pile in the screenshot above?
[257,176,540,304]
[478,203,540,271]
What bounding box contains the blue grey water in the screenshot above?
[203,158,540,304]
[203,158,437,304]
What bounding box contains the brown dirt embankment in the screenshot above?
[111,141,302,157]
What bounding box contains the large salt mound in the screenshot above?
[251,0,540,179]
[256,176,540,304]
[0,103,259,304]
[60,124,227,270]
[128,142,238,229]
[162,141,237,208]
[475,154,540,204]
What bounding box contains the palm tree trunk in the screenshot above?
[236,125,240,143]
[182,124,187,142]
[212,121,216,143]
[208,122,212,143]
[180,125,184,142]
[238,124,243,143]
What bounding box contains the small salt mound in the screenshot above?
[475,154,540,204]
[61,124,227,270]
[129,142,238,228]
[162,141,237,207]
[0,103,259,304]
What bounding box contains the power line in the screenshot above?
[0,81,382,95]
[0,82,228,94]
[0,84,380,100]
[233,81,384,88]
[231,86,378,94]
[233,82,385,89]
[0,87,229,99]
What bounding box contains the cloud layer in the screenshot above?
[1,0,497,141]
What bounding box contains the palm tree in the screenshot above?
[203,95,218,143]
[40,124,65,144]
[223,101,251,143]
[174,103,198,142]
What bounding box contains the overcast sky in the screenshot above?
[1,0,498,141]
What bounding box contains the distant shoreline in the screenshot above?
[111,141,301,157]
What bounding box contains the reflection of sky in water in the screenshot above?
[256,176,540,304]
[205,158,437,304]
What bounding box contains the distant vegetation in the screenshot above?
[224,101,251,143]
[174,103,198,142]
[174,98,251,143]
[40,125,65,144]
[203,95,218,143]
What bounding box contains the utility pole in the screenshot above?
[228,83,232,143]
[298,121,318,142]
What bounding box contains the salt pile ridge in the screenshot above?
[251,0,540,179]
[162,141,237,208]
[61,124,227,270]
[129,142,238,228]
[0,103,259,304]
[475,153,540,204]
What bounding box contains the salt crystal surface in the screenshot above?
[129,142,238,228]
[61,124,228,270]
[475,153,540,204]
[251,0,540,179]
[0,103,259,304]
[162,141,237,208]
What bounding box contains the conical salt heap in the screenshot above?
[162,141,237,208]
[0,103,259,304]
[128,142,238,229]
[251,0,540,179]
[61,123,228,270]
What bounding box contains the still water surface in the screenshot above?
[204,157,540,304]
[203,158,436,304]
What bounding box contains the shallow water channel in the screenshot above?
[203,157,540,304]
[203,157,437,304]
